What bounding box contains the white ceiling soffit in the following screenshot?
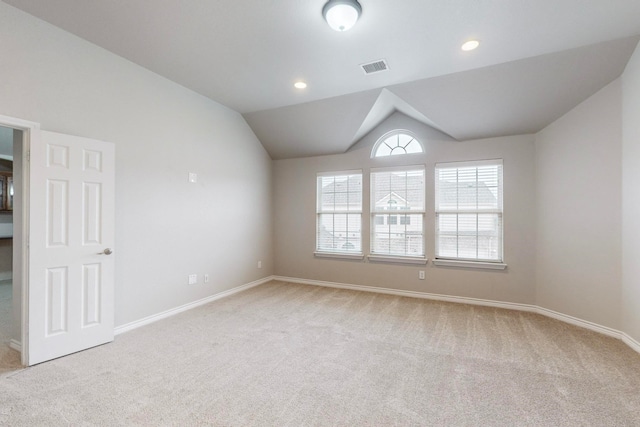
[349,88,454,145]
[4,0,640,113]
[388,35,640,141]
[246,36,639,159]
[243,89,381,160]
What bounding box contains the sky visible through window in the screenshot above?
[374,132,423,157]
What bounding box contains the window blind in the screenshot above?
[316,171,363,254]
[370,166,425,257]
[435,160,503,262]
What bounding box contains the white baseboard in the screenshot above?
[114,276,275,336]
[273,275,640,354]
[111,273,640,356]
[9,339,21,352]
[622,333,640,353]
[534,306,622,340]
[273,275,538,313]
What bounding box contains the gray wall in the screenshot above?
[622,42,640,343]
[0,3,273,332]
[274,112,537,304]
[535,80,623,330]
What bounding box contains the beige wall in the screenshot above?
[535,80,622,330]
[622,41,640,343]
[274,113,537,304]
[0,3,273,333]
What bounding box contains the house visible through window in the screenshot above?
[435,160,503,262]
[371,166,425,258]
[372,131,423,158]
[316,171,363,255]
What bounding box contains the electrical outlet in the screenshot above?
[258,260,262,269]
[188,274,197,285]
[188,172,197,183]
[204,274,210,283]
[419,271,425,280]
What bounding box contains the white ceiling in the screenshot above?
[4,0,640,159]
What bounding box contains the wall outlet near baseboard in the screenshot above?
[188,274,197,285]
[419,271,425,280]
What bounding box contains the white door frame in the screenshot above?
[0,113,39,366]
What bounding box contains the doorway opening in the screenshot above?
[0,125,22,373]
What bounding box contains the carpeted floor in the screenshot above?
[0,280,21,375]
[1,280,639,426]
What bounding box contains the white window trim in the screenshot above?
[316,169,361,177]
[433,259,507,270]
[368,254,428,265]
[435,159,504,263]
[371,130,424,158]
[315,251,365,260]
[370,165,426,259]
[316,170,363,256]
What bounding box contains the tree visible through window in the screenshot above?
[373,131,423,158]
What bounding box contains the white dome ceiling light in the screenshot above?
[323,0,362,32]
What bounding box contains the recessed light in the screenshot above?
[294,81,307,89]
[461,40,480,51]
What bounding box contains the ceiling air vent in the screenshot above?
[360,59,389,75]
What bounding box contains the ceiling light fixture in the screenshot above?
[294,81,307,89]
[323,0,362,32]
[461,40,480,51]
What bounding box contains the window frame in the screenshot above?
[315,170,364,259]
[434,159,506,269]
[371,130,424,158]
[369,165,427,264]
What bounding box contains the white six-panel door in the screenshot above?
[28,131,115,365]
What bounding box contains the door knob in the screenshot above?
[99,248,113,255]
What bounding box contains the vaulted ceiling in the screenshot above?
[4,0,640,159]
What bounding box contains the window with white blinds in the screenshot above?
[316,171,363,255]
[371,166,425,258]
[435,160,503,262]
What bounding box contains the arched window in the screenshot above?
[372,131,423,158]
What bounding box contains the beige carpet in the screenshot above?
[1,280,639,426]
[0,280,21,375]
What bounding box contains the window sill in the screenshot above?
[314,252,365,260]
[432,259,507,270]
[368,255,428,265]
